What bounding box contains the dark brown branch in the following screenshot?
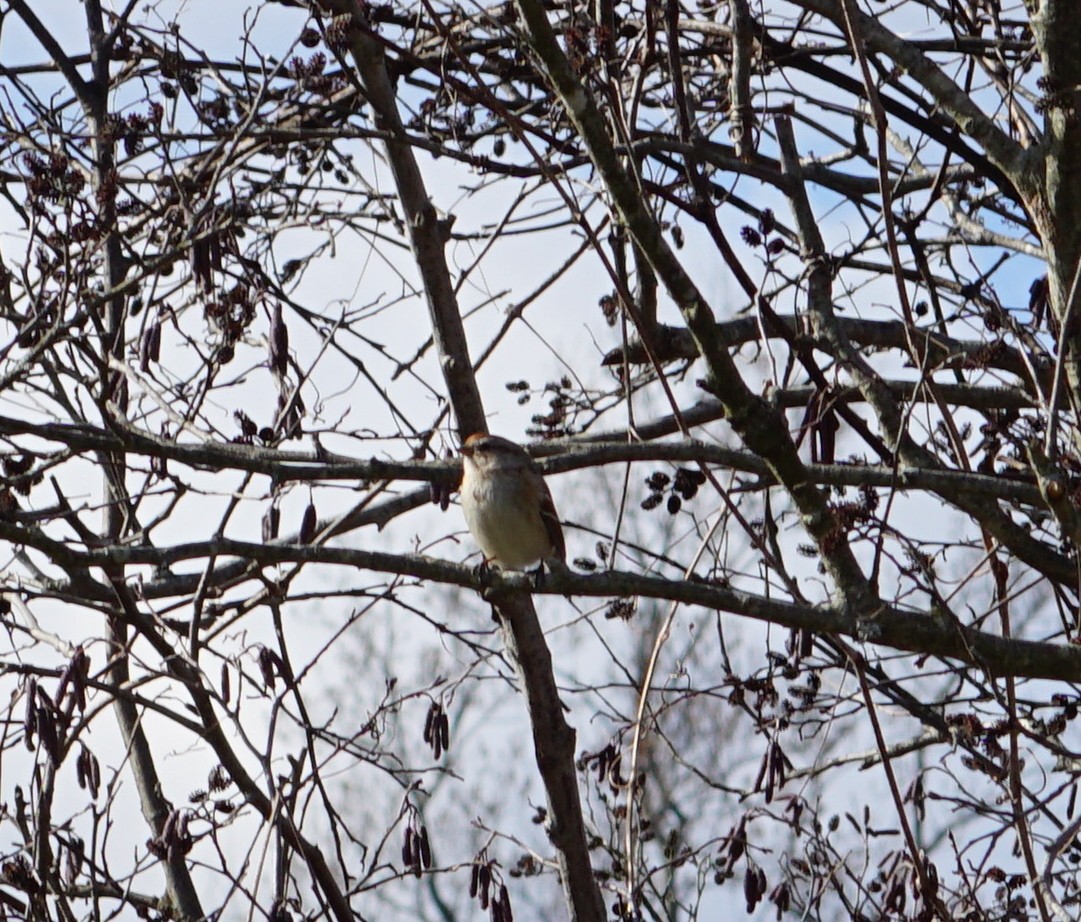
[601,317,1047,390]
[16,534,1081,684]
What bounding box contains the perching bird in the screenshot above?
[459,433,565,571]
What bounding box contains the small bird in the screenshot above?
[459,433,565,571]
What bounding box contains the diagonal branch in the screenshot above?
[513,0,876,614]
[320,4,607,920]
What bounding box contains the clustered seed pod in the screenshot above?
[148,808,194,863]
[422,701,450,758]
[56,647,90,715]
[743,864,767,913]
[22,151,85,205]
[713,816,748,883]
[2,452,43,497]
[191,231,225,293]
[64,835,84,886]
[524,376,574,440]
[276,388,305,441]
[580,742,626,789]
[739,210,784,256]
[429,479,452,511]
[401,821,432,878]
[603,598,636,621]
[1,854,41,895]
[35,700,60,766]
[468,860,513,922]
[208,764,231,793]
[642,467,706,514]
[257,645,287,691]
[75,745,101,798]
[234,410,258,442]
[753,739,791,804]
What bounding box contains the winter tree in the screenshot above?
[0,1,1079,921]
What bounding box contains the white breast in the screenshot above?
[462,464,552,570]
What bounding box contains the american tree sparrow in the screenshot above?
[459,433,565,571]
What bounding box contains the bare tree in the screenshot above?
[1,1,1080,920]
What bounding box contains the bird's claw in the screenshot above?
[472,558,494,585]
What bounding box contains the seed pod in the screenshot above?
[263,504,280,542]
[235,410,257,438]
[56,661,73,706]
[423,703,437,744]
[269,303,288,377]
[410,827,423,877]
[469,862,480,898]
[221,663,231,705]
[257,646,277,690]
[35,685,54,712]
[743,865,762,912]
[770,881,790,913]
[608,751,625,787]
[729,820,746,864]
[478,864,491,909]
[71,648,89,713]
[499,884,512,922]
[437,712,450,754]
[23,680,36,750]
[139,319,161,371]
[36,704,59,766]
[299,503,317,544]
[641,492,663,511]
[87,750,100,796]
[191,237,212,291]
[419,826,431,869]
[209,765,230,792]
[402,827,414,867]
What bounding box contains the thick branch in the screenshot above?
[515,0,877,615]
[20,535,1081,684]
[601,316,1046,391]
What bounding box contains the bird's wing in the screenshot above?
[538,480,566,561]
